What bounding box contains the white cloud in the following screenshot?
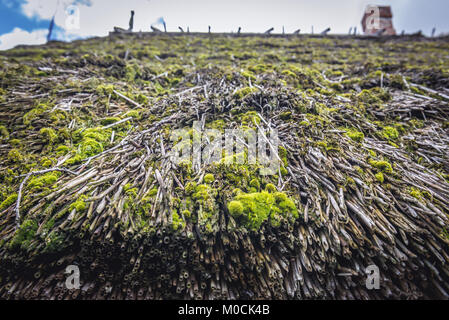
[2,0,15,8]
[0,27,47,50]
[2,0,447,48]
[18,0,153,39]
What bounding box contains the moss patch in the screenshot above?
[227,191,298,230]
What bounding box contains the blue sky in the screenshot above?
[1,0,449,50]
[0,0,49,35]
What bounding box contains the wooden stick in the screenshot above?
[113,90,142,107]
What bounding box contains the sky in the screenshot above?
[1,0,449,50]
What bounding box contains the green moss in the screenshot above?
[65,154,83,166]
[316,141,328,150]
[148,187,158,197]
[204,174,215,184]
[354,166,364,176]
[409,187,423,200]
[9,139,21,147]
[100,117,121,125]
[281,69,296,78]
[10,219,38,249]
[44,231,66,253]
[96,84,115,97]
[171,211,185,231]
[69,195,88,213]
[280,111,292,120]
[27,172,60,191]
[278,146,288,167]
[248,64,270,73]
[8,148,23,163]
[134,93,149,105]
[410,86,425,95]
[23,103,49,125]
[232,188,242,196]
[66,127,111,164]
[125,187,138,198]
[39,127,57,144]
[0,125,9,139]
[241,70,256,81]
[346,176,356,185]
[265,183,277,193]
[50,110,67,124]
[125,63,140,82]
[389,74,405,89]
[192,184,215,203]
[249,178,260,190]
[40,157,54,168]
[56,145,70,156]
[0,193,17,211]
[240,111,261,126]
[185,182,197,194]
[357,87,391,105]
[75,127,110,143]
[123,110,141,119]
[227,190,298,230]
[79,138,103,157]
[369,159,393,173]
[344,128,364,142]
[409,119,424,129]
[228,200,244,216]
[182,209,191,218]
[234,87,257,99]
[381,126,399,140]
[375,172,384,183]
[208,119,226,130]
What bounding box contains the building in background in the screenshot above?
[361,5,396,36]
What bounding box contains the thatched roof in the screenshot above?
[0,33,449,299]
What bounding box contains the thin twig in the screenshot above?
[113,90,142,107]
[102,117,133,129]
